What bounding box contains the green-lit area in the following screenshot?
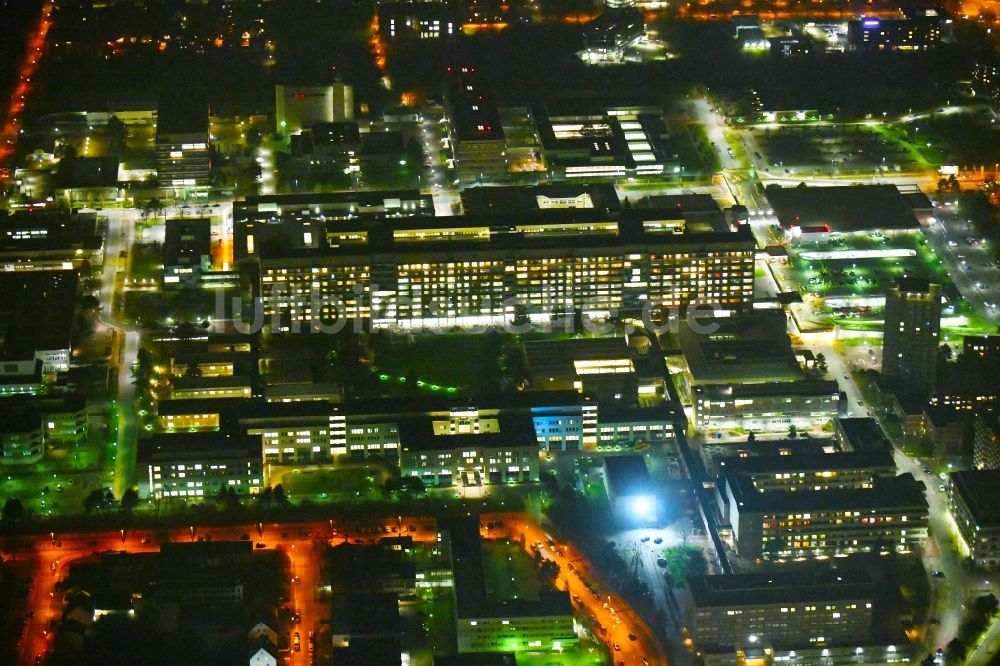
[274,466,388,501]
[482,540,541,603]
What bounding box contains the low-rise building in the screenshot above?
[0,209,103,272]
[399,414,539,488]
[0,270,78,373]
[325,540,417,597]
[443,516,576,653]
[137,431,265,499]
[604,454,657,525]
[722,473,928,561]
[834,417,893,453]
[0,411,45,464]
[694,381,842,433]
[948,469,1000,568]
[163,218,212,288]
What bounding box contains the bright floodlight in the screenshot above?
[631,495,655,521]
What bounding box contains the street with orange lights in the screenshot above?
[0,0,53,172]
[9,513,668,665]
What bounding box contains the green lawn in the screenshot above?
[275,466,385,501]
[482,540,541,603]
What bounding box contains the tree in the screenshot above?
[945,638,967,662]
[538,559,560,585]
[79,294,100,311]
[120,488,139,513]
[273,484,288,505]
[84,489,104,513]
[2,497,24,523]
[400,475,425,494]
[788,424,798,439]
[185,360,203,378]
[815,353,828,373]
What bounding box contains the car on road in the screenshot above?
[640,536,650,543]
[653,537,663,544]
[255,542,266,549]
[656,558,667,568]
[613,643,621,651]
[628,633,638,641]
[857,400,863,406]
[293,631,301,651]
[932,571,945,578]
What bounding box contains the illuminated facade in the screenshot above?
[714,451,897,494]
[722,474,928,561]
[684,571,875,658]
[235,211,756,330]
[948,470,1000,568]
[694,381,842,433]
[138,432,265,499]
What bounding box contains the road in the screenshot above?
[14,513,663,665]
[504,517,668,666]
[97,209,142,498]
[0,0,53,168]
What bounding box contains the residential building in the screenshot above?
[974,413,1000,470]
[694,380,842,433]
[235,208,757,330]
[444,66,508,184]
[325,541,417,597]
[948,469,1000,568]
[722,473,928,561]
[329,593,403,662]
[443,516,576,653]
[683,570,875,659]
[834,417,893,453]
[973,57,1000,107]
[848,8,950,51]
[715,451,896,495]
[156,96,211,189]
[882,278,941,398]
[583,8,645,57]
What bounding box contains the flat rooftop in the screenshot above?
[397,413,538,452]
[950,470,1000,527]
[460,184,621,214]
[696,380,841,400]
[836,417,893,452]
[679,314,803,384]
[686,569,874,608]
[524,336,631,382]
[603,455,652,497]
[716,450,896,476]
[234,209,756,261]
[725,472,926,513]
[765,184,922,233]
[0,270,78,358]
[138,431,261,462]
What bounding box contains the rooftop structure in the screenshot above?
[0,270,78,372]
[765,184,924,235]
[460,183,621,215]
[678,313,802,385]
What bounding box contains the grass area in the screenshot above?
[687,123,721,172]
[372,332,504,396]
[123,289,229,326]
[515,641,609,666]
[902,113,1000,168]
[274,466,386,501]
[482,540,541,603]
[128,242,163,282]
